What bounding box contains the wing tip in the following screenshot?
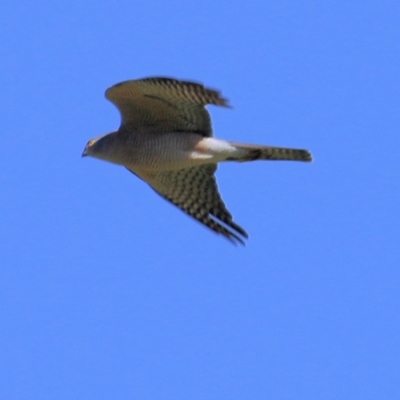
[208,215,248,246]
[226,231,248,246]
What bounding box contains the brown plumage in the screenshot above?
[83,77,312,244]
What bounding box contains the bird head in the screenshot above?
[82,134,109,158]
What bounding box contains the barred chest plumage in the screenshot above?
[113,129,210,173]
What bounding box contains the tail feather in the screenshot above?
[228,142,312,162]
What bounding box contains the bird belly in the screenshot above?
[124,133,235,173]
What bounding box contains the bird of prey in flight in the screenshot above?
[82,77,312,244]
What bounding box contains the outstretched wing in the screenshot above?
[128,164,248,245]
[105,77,230,137]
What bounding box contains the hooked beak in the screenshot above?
[82,146,88,158]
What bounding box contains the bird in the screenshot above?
[82,77,312,245]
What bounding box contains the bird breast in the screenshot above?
[116,131,211,172]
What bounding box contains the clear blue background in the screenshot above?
[1,1,399,399]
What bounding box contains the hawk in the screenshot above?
[82,77,312,244]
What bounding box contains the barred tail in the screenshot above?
[228,142,312,162]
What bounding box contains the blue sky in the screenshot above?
[1,1,399,399]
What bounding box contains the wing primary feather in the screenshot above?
[156,190,247,245]
[126,168,246,244]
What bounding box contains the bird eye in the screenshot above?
[87,140,94,147]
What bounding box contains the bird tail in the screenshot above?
[227,141,312,162]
